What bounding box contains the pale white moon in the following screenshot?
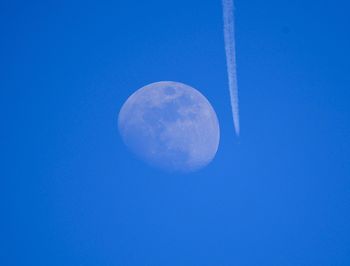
[118,81,220,172]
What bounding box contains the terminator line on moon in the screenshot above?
[118,81,220,172]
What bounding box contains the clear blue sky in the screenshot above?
[3,0,350,265]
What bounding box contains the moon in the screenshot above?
[118,81,220,172]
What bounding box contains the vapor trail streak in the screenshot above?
[222,0,240,136]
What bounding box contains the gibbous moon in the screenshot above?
[118,81,220,172]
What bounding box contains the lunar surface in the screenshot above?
[118,81,220,172]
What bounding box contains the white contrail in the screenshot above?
[222,0,240,136]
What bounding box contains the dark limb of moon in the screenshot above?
[118,81,220,172]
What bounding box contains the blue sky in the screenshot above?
[3,0,350,265]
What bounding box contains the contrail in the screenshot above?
[222,0,240,136]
